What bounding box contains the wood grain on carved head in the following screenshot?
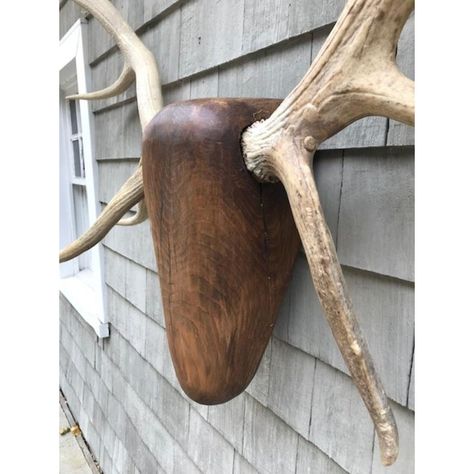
[142,99,300,403]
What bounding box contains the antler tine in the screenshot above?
[73,0,163,127]
[117,197,148,225]
[60,166,144,263]
[66,62,135,101]
[60,0,163,262]
[242,0,414,466]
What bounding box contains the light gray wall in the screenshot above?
[59,1,414,473]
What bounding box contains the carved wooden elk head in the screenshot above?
[60,0,414,466]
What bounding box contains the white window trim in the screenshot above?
[59,20,109,338]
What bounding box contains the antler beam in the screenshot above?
[242,0,414,466]
[60,0,163,261]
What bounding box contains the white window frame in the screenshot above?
[59,20,109,338]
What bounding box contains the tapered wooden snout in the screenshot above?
[142,98,301,404]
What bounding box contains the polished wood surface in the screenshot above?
[142,98,300,404]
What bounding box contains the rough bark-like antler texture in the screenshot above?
[242,0,414,466]
[59,0,162,262]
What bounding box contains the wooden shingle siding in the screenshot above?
[314,150,344,239]
[276,256,414,406]
[88,1,145,63]
[187,409,235,473]
[296,436,348,474]
[144,0,183,24]
[243,395,299,473]
[89,53,134,113]
[388,12,414,147]
[337,147,414,281]
[179,0,245,77]
[242,0,345,53]
[244,338,272,407]
[190,70,219,98]
[98,160,139,202]
[268,338,316,437]
[233,453,259,474]
[218,36,312,98]
[59,0,85,38]
[94,102,141,159]
[208,395,246,453]
[60,298,159,473]
[146,268,165,327]
[60,1,414,472]
[98,158,138,204]
[103,217,157,271]
[309,361,375,474]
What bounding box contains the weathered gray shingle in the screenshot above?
[243,395,299,474]
[245,339,272,407]
[145,268,165,327]
[104,219,157,272]
[233,452,259,474]
[208,393,246,453]
[125,257,147,312]
[187,409,235,473]
[268,339,316,437]
[94,102,141,159]
[241,0,345,54]
[107,287,147,355]
[88,1,145,63]
[309,361,374,474]
[190,70,219,99]
[179,0,245,77]
[281,258,414,406]
[337,147,414,281]
[90,51,136,113]
[387,12,414,146]
[296,436,348,474]
[59,0,84,38]
[218,37,312,99]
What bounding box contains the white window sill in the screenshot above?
[59,269,109,338]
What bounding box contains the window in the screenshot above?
[59,20,109,338]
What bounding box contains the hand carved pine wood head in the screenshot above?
[60,0,414,466]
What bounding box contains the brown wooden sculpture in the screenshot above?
[142,98,300,404]
[60,0,414,466]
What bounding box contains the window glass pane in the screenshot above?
[72,184,91,270]
[69,100,78,134]
[72,138,85,178]
[72,140,81,177]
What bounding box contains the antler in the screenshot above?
[242,0,414,466]
[59,0,162,262]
